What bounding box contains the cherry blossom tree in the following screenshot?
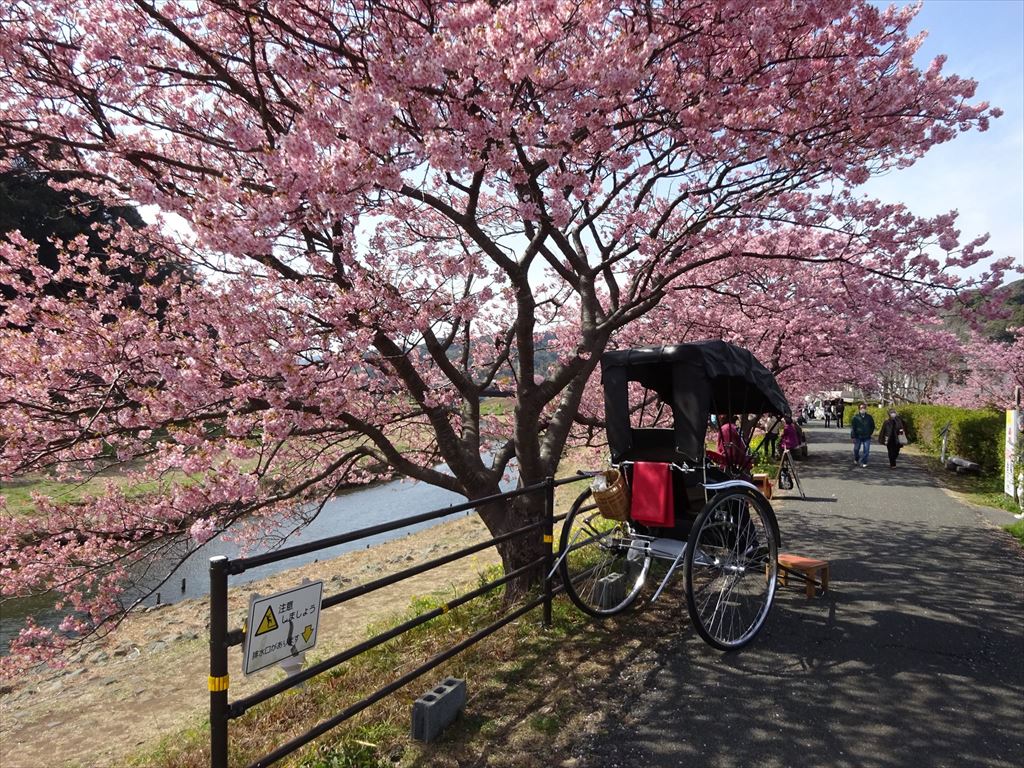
[614,252,966,395]
[0,0,1012,667]
[934,328,1024,409]
[570,241,984,446]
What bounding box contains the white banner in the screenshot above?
[1006,410,1019,497]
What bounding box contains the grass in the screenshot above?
[116,454,649,768]
[1005,518,1024,546]
[479,397,515,417]
[1,475,107,513]
[967,484,1023,515]
[0,472,182,517]
[121,561,666,768]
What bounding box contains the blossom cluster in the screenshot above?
[0,0,1014,670]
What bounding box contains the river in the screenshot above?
[0,468,517,654]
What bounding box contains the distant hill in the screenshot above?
[945,279,1024,342]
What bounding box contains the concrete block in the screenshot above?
[946,457,980,474]
[411,677,466,742]
[595,572,625,609]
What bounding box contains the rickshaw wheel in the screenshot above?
[558,488,650,617]
[684,488,779,650]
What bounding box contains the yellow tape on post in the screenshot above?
[543,535,553,543]
[208,675,229,692]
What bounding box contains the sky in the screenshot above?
[863,0,1024,281]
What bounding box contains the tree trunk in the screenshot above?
[476,491,549,603]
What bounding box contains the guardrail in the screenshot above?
[208,474,585,768]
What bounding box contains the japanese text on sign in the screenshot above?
[242,580,323,676]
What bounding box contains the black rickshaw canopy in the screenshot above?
[601,340,791,463]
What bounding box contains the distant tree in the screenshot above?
[979,280,1024,343]
[934,327,1024,410]
[941,279,1024,344]
[0,158,194,336]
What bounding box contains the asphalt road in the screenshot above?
[575,423,1024,768]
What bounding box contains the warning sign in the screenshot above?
[242,580,323,676]
[255,606,278,636]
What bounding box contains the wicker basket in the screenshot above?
[592,469,630,521]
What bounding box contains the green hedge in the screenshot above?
[866,403,1005,474]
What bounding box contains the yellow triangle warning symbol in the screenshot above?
[255,606,279,636]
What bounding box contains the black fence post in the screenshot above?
[543,476,555,626]
[209,555,230,768]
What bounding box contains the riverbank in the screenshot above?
[0,513,501,768]
[0,465,495,649]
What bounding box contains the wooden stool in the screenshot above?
[777,553,830,598]
[752,473,773,499]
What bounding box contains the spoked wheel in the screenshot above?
[684,488,779,650]
[558,489,651,616]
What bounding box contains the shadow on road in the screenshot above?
[571,423,1024,768]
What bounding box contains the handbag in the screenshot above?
[897,431,908,446]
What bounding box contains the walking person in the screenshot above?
[835,399,845,429]
[879,409,908,468]
[762,417,780,459]
[850,402,875,467]
[824,402,832,428]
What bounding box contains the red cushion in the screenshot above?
[630,462,674,527]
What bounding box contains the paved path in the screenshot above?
[577,424,1024,768]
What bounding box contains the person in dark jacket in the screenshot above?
[879,409,908,468]
[761,416,780,459]
[850,402,875,467]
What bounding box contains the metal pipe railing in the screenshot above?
[209,472,589,768]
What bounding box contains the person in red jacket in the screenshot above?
[715,415,753,474]
[779,415,801,453]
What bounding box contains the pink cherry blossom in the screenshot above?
[0,0,1017,669]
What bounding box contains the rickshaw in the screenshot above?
[556,340,791,650]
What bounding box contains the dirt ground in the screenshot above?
[0,514,501,768]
